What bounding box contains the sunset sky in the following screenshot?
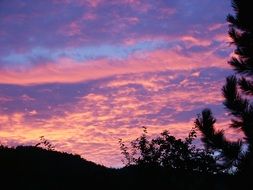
[0,0,237,167]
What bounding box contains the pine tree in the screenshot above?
[195,0,253,173]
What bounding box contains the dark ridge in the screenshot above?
[0,145,250,190]
[0,145,109,189]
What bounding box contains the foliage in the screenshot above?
[119,127,219,173]
[35,136,55,150]
[195,0,253,174]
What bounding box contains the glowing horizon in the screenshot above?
[0,0,238,167]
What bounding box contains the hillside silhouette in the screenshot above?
[0,145,109,189]
[1,127,251,190]
[0,144,242,190]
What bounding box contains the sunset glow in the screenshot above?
[0,0,237,167]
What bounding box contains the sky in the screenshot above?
[0,0,239,167]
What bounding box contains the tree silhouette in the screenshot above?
[195,0,253,173]
[119,127,219,173]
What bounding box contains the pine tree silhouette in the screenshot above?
[195,0,253,173]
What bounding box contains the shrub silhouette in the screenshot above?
[119,127,219,173]
[35,136,55,150]
[195,0,253,174]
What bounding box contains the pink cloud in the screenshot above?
[0,0,234,168]
[0,96,13,103]
[0,67,239,167]
[0,109,198,167]
[82,12,97,20]
[0,46,229,85]
[85,0,102,7]
[208,23,227,31]
[181,35,212,47]
[61,21,82,37]
[157,7,176,19]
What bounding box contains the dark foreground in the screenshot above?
[0,146,251,190]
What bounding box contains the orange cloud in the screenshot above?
[0,110,196,167]
[0,109,239,167]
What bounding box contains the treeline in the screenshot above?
[118,0,253,183]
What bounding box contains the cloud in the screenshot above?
[0,0,231,86]
[0,43,230,85]
[0,0,236,167]
[0,0,230,55]
[0,68,237,167]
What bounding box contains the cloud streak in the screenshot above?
[0,0,236,167]
[0,44,230,85]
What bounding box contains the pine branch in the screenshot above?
[195,109,241,161]
[195,0,253,173]
[227,0,253,32]
[223,76,253,144]
[238,77,253,95]
[223,75,250,117]
[228,57,253,76]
